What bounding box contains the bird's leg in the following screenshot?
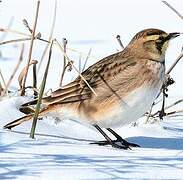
[91,125,130,149]
[159,87,168,120]
[107,128,140,148]
[93,128,140,149]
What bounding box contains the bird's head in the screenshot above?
[128,28,180,61]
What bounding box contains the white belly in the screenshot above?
[96,61,165,128]
[97,84,161,128]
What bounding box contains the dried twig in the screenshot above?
[0,37,31,45]
[0,82,3,96]
[30,40,54,139]
[151,99,183,118]
[166,50,183,74]
[0,28,29,37]
[0,17,14,42]
[78,53,82,73]
[162,1,183,20]
[59,38,68,87]
[82,48,92,72]
[2,44,24,95]
[0,69,6,89]
[20,0,40,96]
[22,19,33,34]
[166,109,183,116]
[33,61,38,98]
[18,60,38,91]
[55,39,97,96]
[145,102,155,124]
[116,35,124,49]
[0,28,99,63]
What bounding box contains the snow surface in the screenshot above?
[0,0,183,179]
[1,97,183,180]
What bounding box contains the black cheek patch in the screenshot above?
[155,42,163,54]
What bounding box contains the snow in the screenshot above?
[0,0,183,179]
[0,97,183,179]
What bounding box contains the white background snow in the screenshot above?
[0,0,183,179]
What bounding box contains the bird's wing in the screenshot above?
[42,51,142,105]
[21,51,141,108]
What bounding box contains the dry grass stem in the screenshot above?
[20,0,40,96]
[165,99,183,110]
[162,1,183,20]
[59,38,68,87]
[0,82,3,96]
[18,60,38,91]
[0,37,31,45]
[0,69,6,89]
[0,28,30,37]
[151,99,183,118]
[33,62,38,98]
[0,28,98,61]
[30,40,54,139]
[78,53,82,73]
[23,19,33,34]
[166,51,183,74]
[145,102,155,124]
[55,39,97,96]
[0,17,14,42]
[82,48,92,72]
[38,0,57,72]
[2,44,24,96]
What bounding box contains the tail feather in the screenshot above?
[3,106,53,130]
[4,114,33,130]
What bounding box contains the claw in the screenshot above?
[90,139,140,149]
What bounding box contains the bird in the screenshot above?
[4,28,180,149]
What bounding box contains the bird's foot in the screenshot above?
[91,139,140,150]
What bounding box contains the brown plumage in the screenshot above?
[4,28,180,149]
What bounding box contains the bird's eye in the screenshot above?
[158,36,165,42]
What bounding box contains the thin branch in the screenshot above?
[151,99,183,117]
[0,28,99,61]
[0,37,31,45]
[165,99,183,110]
[166,109,183,116]
[166,51,183,74]
[162,1,183,20]
[116,35,124,49]
[0,28,30,37]
[20,0,40,96]
[145,102,155,124]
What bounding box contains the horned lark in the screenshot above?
[4,28,180,149]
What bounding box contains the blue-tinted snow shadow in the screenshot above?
[0,129,183,179]
[0,147,183,180]
[127,136,183,150]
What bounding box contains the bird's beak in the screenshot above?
[166,32,180,41]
